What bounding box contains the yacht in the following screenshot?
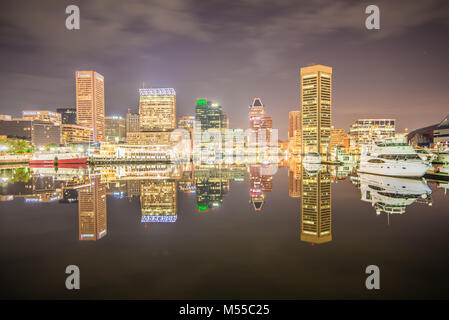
[359,136,430,177]
[359,173,432,216]
[302,152,322,164]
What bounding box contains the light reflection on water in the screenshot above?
[0,160,448,299]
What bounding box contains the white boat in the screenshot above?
[359,136,430,178]
[302,152,322,164]
[359,173,432,216]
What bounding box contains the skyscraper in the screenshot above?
[139,88,176,132]
[300,65,332,158]
[289,111,301,154]
[75,70,105,143]
[125,108,140,134]
[248,97,273,147]
[195,99,226,131]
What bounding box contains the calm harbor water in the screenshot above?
[0,161,449,299]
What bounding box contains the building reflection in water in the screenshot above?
[300,163,332,245]
[140,180,177,223]
[249,165,273,211]
[288,157,301,198]
[359,173,432,218]
[78,175,107,241]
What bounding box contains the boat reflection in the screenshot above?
[359,173,432,217]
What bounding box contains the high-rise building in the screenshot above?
[125,108,140,134]
[289,111,301,154]
[300,65,332,158]
[22,110,61,125]
[56,108,77,125]
[75,70,105,143]
[288,158,301,198]
[78,175,107,241]
[195,99,227,131]
[105,116,126,143]
[300,168,332,244]
[249,165,273,211]
[139,88,176,132]
[248,98,273,147]
[349,119,395,148]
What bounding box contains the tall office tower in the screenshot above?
[56,108,77,125]
[22,110,62,125]
[195,99,226,131]
[78,175,107,241]
[75,70,105,143]
[300,168,331,244]
[289,111,301,154]
[140,180,177,223]
[125,108,140,133]
[105,115,126,143]
[300,65,332,158]
[139,88,176,132]
[248,98,273,146]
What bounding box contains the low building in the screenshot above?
[0,119,61,147]
[349,119,395,148]
[408,115,449,147]
[126,109,140,134]
[330,128,350,151]
[22,110,61,125]
[61,124,92,145]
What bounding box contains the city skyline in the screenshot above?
[1,0,449,140]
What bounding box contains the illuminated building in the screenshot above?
[0,119,61,147]
[61,124,92,145]
[195,98,227,131]
[78,175,107,241]
[75,70,105,143]
[330,128,350,151]
[139,88,176,132]
[56,108,77,125]
[300,168,332,244]
[178,115,195,149]
[22,110,61,125]
[349,119,395,148]
[248,98,273,147]
[289,111,301,154]
[140,180,177,223]
[125,108,140,134]
[0,115,12,121]
[300,65,332,158]
[105,116,126,143]
[125,131,177,145]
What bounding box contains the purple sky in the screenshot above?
[1,0,449,140]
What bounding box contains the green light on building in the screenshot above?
[197,99,207,105]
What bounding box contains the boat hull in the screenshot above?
[359,162,429,178]
[30,157,88,165]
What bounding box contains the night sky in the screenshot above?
[1,0,448,139]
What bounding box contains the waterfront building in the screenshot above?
[61,124,92,145]
[330,128,350,151]
[78,175,107,241]
[288,158,301,198]
[289,111,301,154]
[248,98,273,147]
[0,115,12,121]
[249,165,273,211]
[0,119,61,147]
[139,88,176,132]
[22,110,61,125]
[195,99,227,131]
[300,65,332,158]
[105,116,126,143]
[140,180,177,223]
[349,119,395,148]
[56,108,77,125]
[300,168,332,244]
[407,115,449,147]
[125,108,140,134]
[75,70,105,143]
